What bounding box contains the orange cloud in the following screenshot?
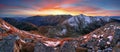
[1,0,119,16]
[36,5,104,16]
[6,5,120,16]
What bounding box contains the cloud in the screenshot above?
[84,10,120,16]
[0,0,120,16]
[0,4,4,7]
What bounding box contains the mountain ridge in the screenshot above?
[0,16,120,52]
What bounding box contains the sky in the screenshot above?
[0,0,120,17]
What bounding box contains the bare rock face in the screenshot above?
[76,47,88,52]
[113,29,120,52]
[34,41,76,52]
[34,42,55,52]
[20,42,34,52]
[60,41,76,52]
[113,29,120,45]
[0,35,20,52]
[0,28,7,33]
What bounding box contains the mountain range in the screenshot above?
[0,14,120,52]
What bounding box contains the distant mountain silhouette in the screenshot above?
[22,15,72,26]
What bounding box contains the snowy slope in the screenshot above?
[63,14,111,28]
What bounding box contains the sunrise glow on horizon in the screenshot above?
[0,0,120,17]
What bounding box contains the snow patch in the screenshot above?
[98,39,103,42]
[67,17,78,27]
[92,34,97,38]
[83,36,87,39]
[107,36,113,41]
[84,17,91,23]
[100,34,104,38]
[20,39,26,43]
[61,29,67,35]
[3,23,10,29]
[107,41,111,45]
[44,41,60,47]
[110,25,114,27]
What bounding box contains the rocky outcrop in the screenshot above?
[20,42,34,52]
[67,22,120,52]
[0,35,21,52]
[113,29,120,52]
[34,41,77,52]
[34,42,55,52]
[60,41,76,52]
[113,29,120,45]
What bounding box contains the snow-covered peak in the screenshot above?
[66,14,91,27]
[78,14,86,17]
[78,14,91,23]
[63,15,111,28]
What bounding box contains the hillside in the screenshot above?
[23,15,71,26]
[0,17,120,52]
[76,22,120,52]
